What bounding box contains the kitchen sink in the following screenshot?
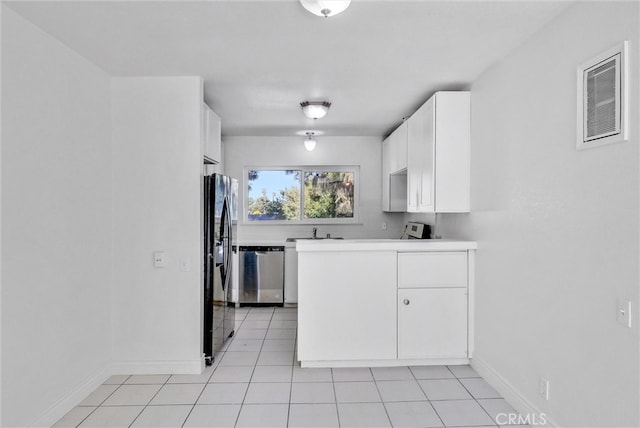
[286,237,344,242]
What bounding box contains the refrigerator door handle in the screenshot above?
[219,199,230,290]
[224,198,233,291]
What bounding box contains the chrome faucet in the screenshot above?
[312,227,318,239]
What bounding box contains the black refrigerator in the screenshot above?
[203,173,236,365]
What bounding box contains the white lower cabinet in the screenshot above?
[397,251,469,360]
[296,243,474,367]
[398,288,467,359]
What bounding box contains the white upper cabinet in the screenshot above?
[406,91,470,213]
[388,120,408,174]
[382,137,392,211]
[407,98,434,211]
[202,102,221,164]
[382,121,408,212]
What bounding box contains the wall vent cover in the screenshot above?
[577,41,629,150]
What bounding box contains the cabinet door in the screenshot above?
[433,92,470,212]
[284,247,298,303]
[406,113,420,212]
[206,108,222,163]
[201,103,208,156]
[389,121,408,173]
[298,251,397,361]
[416,99,435,212]
[383,123,410,212]
[383,134,407,212]
[407,98,435,212]
[382,137,392,211]
[398,288,467,359]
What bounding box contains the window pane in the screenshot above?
[304,171,355,219]
[247,170,300,221]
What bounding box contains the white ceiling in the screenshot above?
[6,0,572,138]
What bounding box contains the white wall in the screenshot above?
[433,2,638,426]
[111,77,203,374]
[1,6,113,426]
[224,136,406,243]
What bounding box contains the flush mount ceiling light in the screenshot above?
[299,0,351,18]
[300,101,331,119]
[304,132,317,151]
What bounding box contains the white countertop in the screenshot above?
[295,238,477,252]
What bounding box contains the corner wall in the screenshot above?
[438,2,639,426]
[1,6,113,426]
[110,77,203,374]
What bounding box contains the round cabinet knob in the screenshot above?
[403,299,410,305]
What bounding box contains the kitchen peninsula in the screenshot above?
[296,239,477,368]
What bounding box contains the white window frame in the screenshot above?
[576,41,629,150]
[243,165,360,225]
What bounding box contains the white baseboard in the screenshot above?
[32,365,110,428]
[471,354,559,427]
[110,357,205,375]
[31,357,205,427]
[301,357,469,368]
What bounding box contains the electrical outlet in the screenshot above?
[153,251,166,268]
[617,298,632,328]
[180,257,191,272]
[382,222,387,230]
[540,378,550,401]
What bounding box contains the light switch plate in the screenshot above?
[539,378,550,401]
[617,298,632,328]
[153,251,166,268]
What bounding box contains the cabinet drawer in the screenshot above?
[398,252,467,288]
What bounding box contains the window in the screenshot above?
[245,167,359,223]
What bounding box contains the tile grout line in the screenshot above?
[179,311,245,427]
[454,372,500,427]
[179,368,216,427]
[235,307,262,427]
[126,374,173,427]
[371,368,395,427]
[411,366,447,428]
[286,315,297,424]
[230,309,248,427]
[234,306,272,427]
[330,367,342,428]
[71,374,132,427]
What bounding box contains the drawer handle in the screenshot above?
[403,299,410,305]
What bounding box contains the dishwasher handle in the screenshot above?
[239,246,285,253]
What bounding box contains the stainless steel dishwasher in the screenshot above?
[238,246,284,306]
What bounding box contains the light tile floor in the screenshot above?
[54,307,525,427]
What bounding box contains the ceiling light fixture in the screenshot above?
[299,0,351,18]
[300,101,331,120]
[304,132,317,151]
